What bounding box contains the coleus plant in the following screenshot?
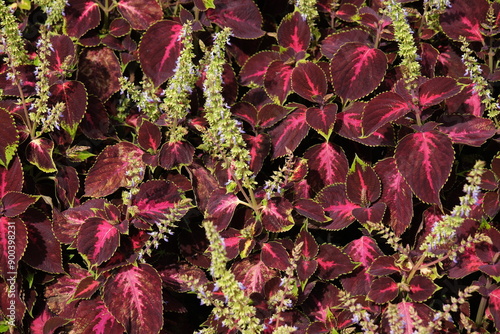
[0,0,500,333]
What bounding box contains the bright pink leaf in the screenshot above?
[206,189,240,231]
[232,256,277,295]
[368,276,398,304]
[317,184,360,230]
[304,142,348,191]
[264,60,294,104]
[261,197,294,232]
[306,104,338,136]
[438,114,496,147]
[418,77,460,107]
[64,0,101,38]
[269,108,309,158]
[277,11,311,53]
[73,298,125,334]
[363,92,411,136]
[261,241,290,271]
[440,0,489,42]
[77,217,120,265]
[292,62,328,103]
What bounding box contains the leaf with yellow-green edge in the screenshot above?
[26,138,56,173]
[0,108,18,169]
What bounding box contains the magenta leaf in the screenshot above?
[26,138,57,173]
[243,133,270,174]
[1,192,36,217]
[261,241,290,271]
[408,275,438,302]
[418,77,460,107]
[49,80,88,137]
[73,276,101,299]
[269,107,309,158]
[232,256,277,295]
[375,158,413,236]
[292,61,327,103]
[131,180,190,227]
[264,60,294,105]
[331,43,387,101]
[395,130,454,206]
[304,142,348,191]
[239,51,280,86]
[489,289,500,330]
[296,229,319,259]
[77,217,120,265]
[391,301,434,333]
[346,157,381,206]
[294,199,329,222]
[316,244,357,280]
[138,120,162,152]
[206,0,264,39]
[206,189,240,231]
[73,298,125,334]
[22,208,64,274]
[317,184,360,230]
[78,47,121,102]
[0,156,22,198]
[362,91,411,136]
[277,11,311,53]
[368,276,399,304]
[439,0,489,42]
[438,114,496,147]
[64,0,101,38]
[103,264,163,334]
[84,142,145,198]
[448,245,484,278]
[0,108,18,168]
[139,20,182,87]
[158,141,195,170]
[306,104,338,136]
[117,0,162,30]
[0,217,27,278]
[261,197,294,232]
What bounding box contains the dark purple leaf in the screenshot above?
[206,0,265,39]
[64,0,101,38]
[269,108,309,158]
[292,62,328,103]
[117,0,163,30]
[316,244,357,280]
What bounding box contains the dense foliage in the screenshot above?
[0,0,500,333]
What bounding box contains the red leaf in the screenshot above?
[232,256,277,295]
[22,208,64,274]
[344,236,383,267]
[258,103,289,128]
[335,102,395,146]
[352,202,386,225]
[77,217,120,265]
[346,157,381,205]
[438,114,496,147]
[439,0,489,42]
[269,108,309,158]
[418,77,460,107]
[103,264,163,334]
[0,156,22,198]
[409,275,438,302]
[264,60,294,104]
[297,259,318,281]
[375,158,413,236]
[206,189,240,231]
[317,184,360,230]
[78,47,121,102]
[73,276,101,299]
[292,61,327,103]
[109,18,131,37]
[131,180,189,226]
[316,244,357,280]
[0,217,27,278]
[294,199,329,222]
[47,35,76,80]
[306,104,337,136]
[243,133,270,174]
[368,276,398,304]
[304,142,348,191]
[139,20,183,87]
[138,120,161,151]
[239,51,280,86]
[1,192,36,217]
[206,0,264,39]
[85,142,145,198]
[296,229,319,259]
[261,241,290,271]
[49,80,88,136]
[331,43,387,101]
[0,108,18,168]
[448,245,485,278]
[73,298,125,334]
[261,197,294,232]
[55,165,79,208]
[395,130,454,206]
[158,141,195,170]
[368,256,401,276]
[362,91,411,136]
[26,138,57,173]
[277,11,311,53]
[64,0,101,38]
[321,29,370,59]
[117,0,163,30]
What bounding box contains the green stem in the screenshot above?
[406,253,426,284]
[475,277,492,326]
